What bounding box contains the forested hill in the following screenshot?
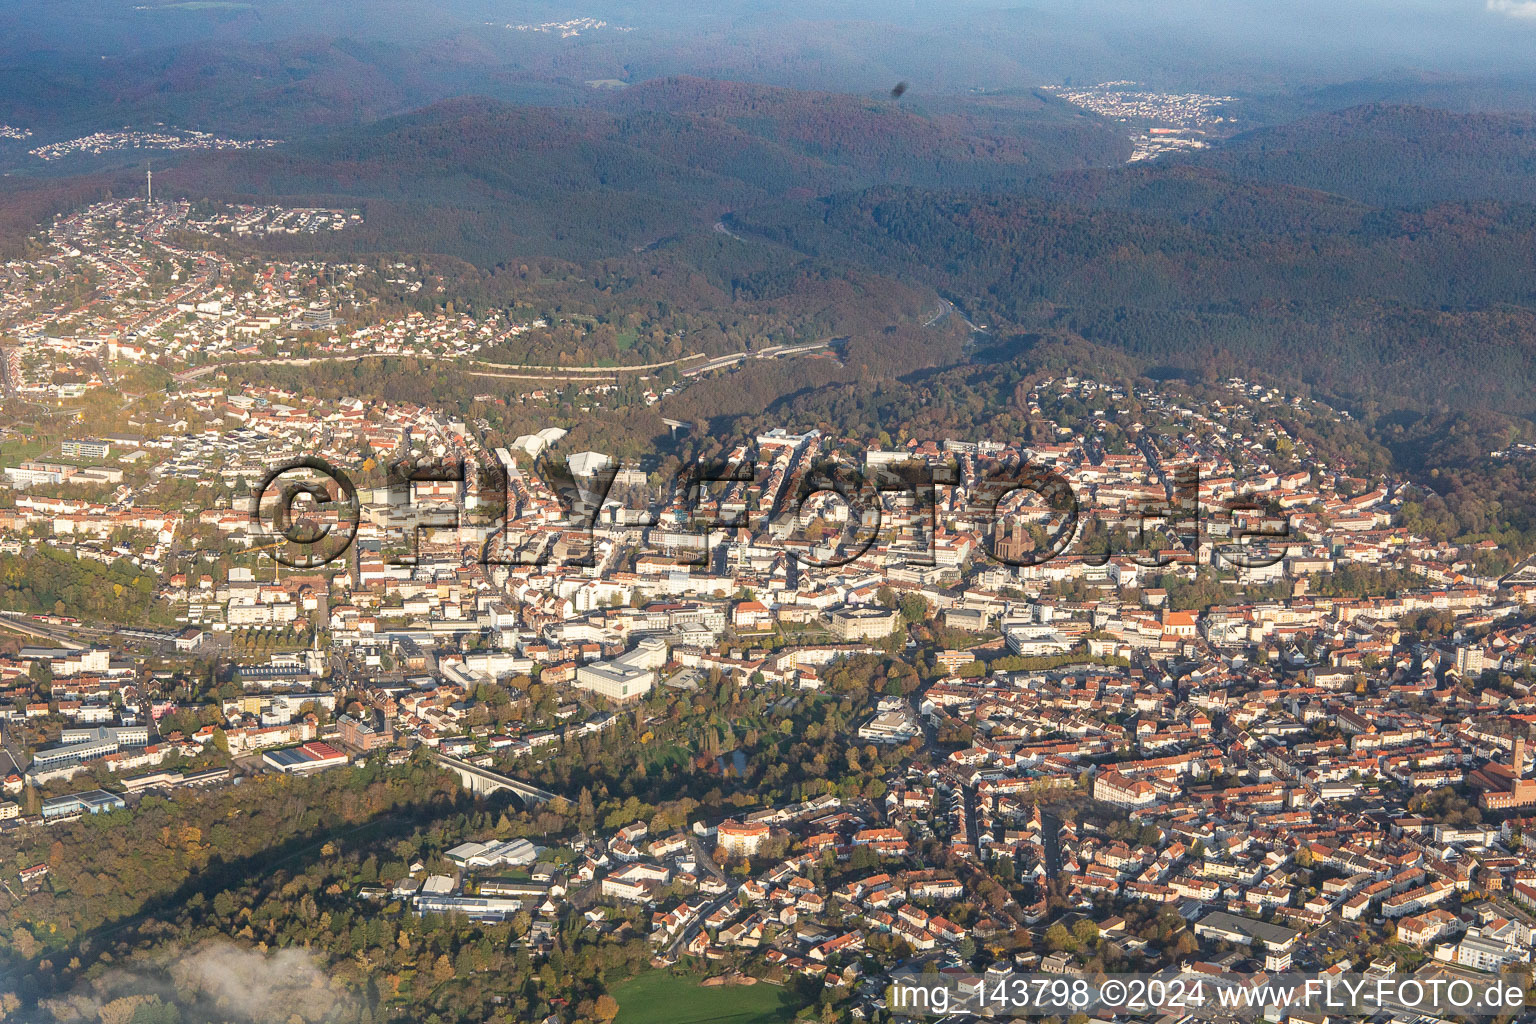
[1018,163,1374,234]
[1175,103,1536,205]
[604,76,1129,183]
[159,84,1126,262]
[729,175,1536,417]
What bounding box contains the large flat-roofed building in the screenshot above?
[445,838,538,869]
[1004,625,1072,657]
[1193,911,1299,952]
[412,894,524,921]
[1455,928,1530,972]
[574,661,654,702]
[20,647,111,678]
[857,698,921,744]
[295,300,340,331]
[263,741,349,775]
[3,462,75,488]
[30,738,120,771]
[41,789,125,821]
[60,724,149,747]
[60,438,110,460]
[574,637,666,702]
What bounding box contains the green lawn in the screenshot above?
[0,439,49,464]
[642,742,691,775]
[611,972,799,1024]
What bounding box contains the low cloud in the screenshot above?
[1488,0,1536,18]
[170,944,348,1022]
[43,942,355,1024]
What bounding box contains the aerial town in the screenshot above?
[1040,82,1238,161]
[26,128,281,162]
[507,18,634,37]
[5,197,1536,1023]
[0,198,541,395]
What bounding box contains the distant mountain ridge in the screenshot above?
[158,81,1126,260]
[1177,102,1536,205]
[604,75,1128,183]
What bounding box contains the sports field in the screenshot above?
[611,972,800,1024]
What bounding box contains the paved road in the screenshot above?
[688,833,727,883]
[712,221,747,242]
[665,891,736,959]
[961,784,983,857]
[1040,811,1064,880]
[678,338,835,378]
[173,350,709,384]
[0,613,99,649]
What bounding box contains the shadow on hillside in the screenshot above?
[4,790,514,1006]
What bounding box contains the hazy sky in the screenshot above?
[4,0,1536,103]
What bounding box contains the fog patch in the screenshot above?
[41,942,355,1024]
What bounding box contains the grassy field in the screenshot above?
[611,972,799,1024]
[0,439,49,464]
